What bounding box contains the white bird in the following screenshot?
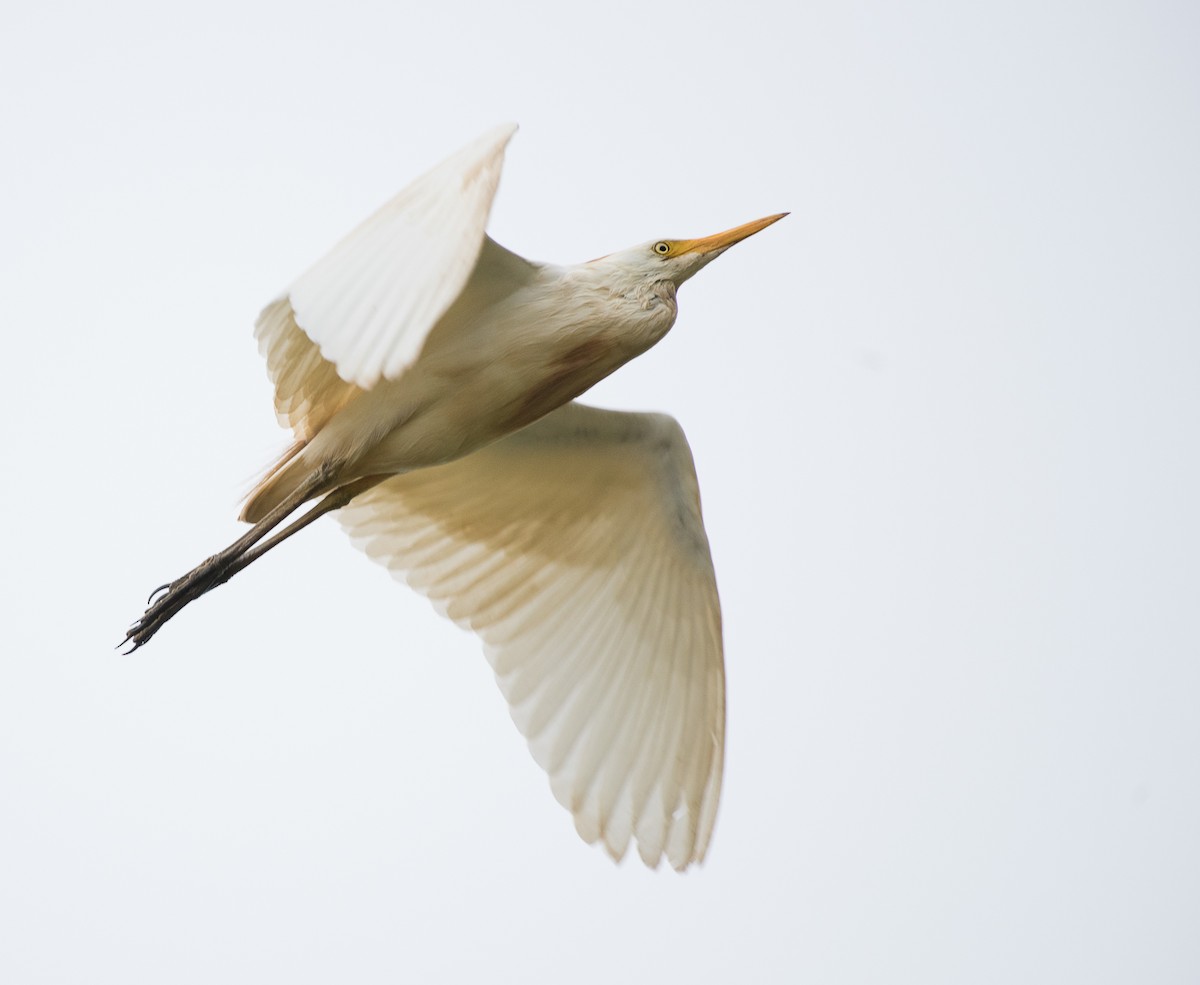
[125,123,786,870]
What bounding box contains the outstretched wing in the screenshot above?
[338,402,726,871]
[261,122,518,403]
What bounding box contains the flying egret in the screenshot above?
[125,123,786,870]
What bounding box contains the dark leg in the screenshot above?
[121,465,355,652]
[211,475,386,585]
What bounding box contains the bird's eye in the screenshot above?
[654,242,671,256]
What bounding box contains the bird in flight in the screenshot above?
[124,123,786,870]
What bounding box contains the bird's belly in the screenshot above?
[350,332,626,476]
[307,270,669,482]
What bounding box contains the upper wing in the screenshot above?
[338,402,726,870]
[253,235,536,443]
[278,122,518,391]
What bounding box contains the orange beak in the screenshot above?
[676,212,789,256]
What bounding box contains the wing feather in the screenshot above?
[250,125,519,442]
[254,296,361,441]
[338,402,726,870]
[287,123,518,389]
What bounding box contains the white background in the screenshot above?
[2,1,1197,981]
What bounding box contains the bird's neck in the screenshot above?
[558,262,678,350]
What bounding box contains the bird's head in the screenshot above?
[648,212,788,286]
[596,212,788,290]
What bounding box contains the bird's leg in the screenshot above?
[210,474,387,586]
[122,464,343,652]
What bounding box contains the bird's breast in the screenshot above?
[327,273,676,477]
[504,335,624,432]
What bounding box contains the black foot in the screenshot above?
[121,559,228,652]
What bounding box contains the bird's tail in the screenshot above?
[241,441,310,524]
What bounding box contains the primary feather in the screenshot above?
[338,402,725,870]
[287,122,518,389]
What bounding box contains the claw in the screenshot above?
[124,562,226,653]
[122,468,339,652]
[118,621,142,653]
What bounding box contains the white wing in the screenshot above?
[338,402,726,870]
[253,235,536,445]
[281,122,518,390]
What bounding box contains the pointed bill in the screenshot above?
[676,212,788,257]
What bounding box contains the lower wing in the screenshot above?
[338,401,726,870]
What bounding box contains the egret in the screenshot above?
[124,123,786,870]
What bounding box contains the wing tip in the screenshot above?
[468,121,519,160]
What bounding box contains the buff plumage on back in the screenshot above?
[338,402,726,870]
[260,122,518,394]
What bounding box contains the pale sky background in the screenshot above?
[2,1,1198,982]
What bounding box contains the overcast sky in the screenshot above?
[2,1,1198,982]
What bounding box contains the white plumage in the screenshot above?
[125,123,785,871]
[339,403,724,869]
[289,123,518,389]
